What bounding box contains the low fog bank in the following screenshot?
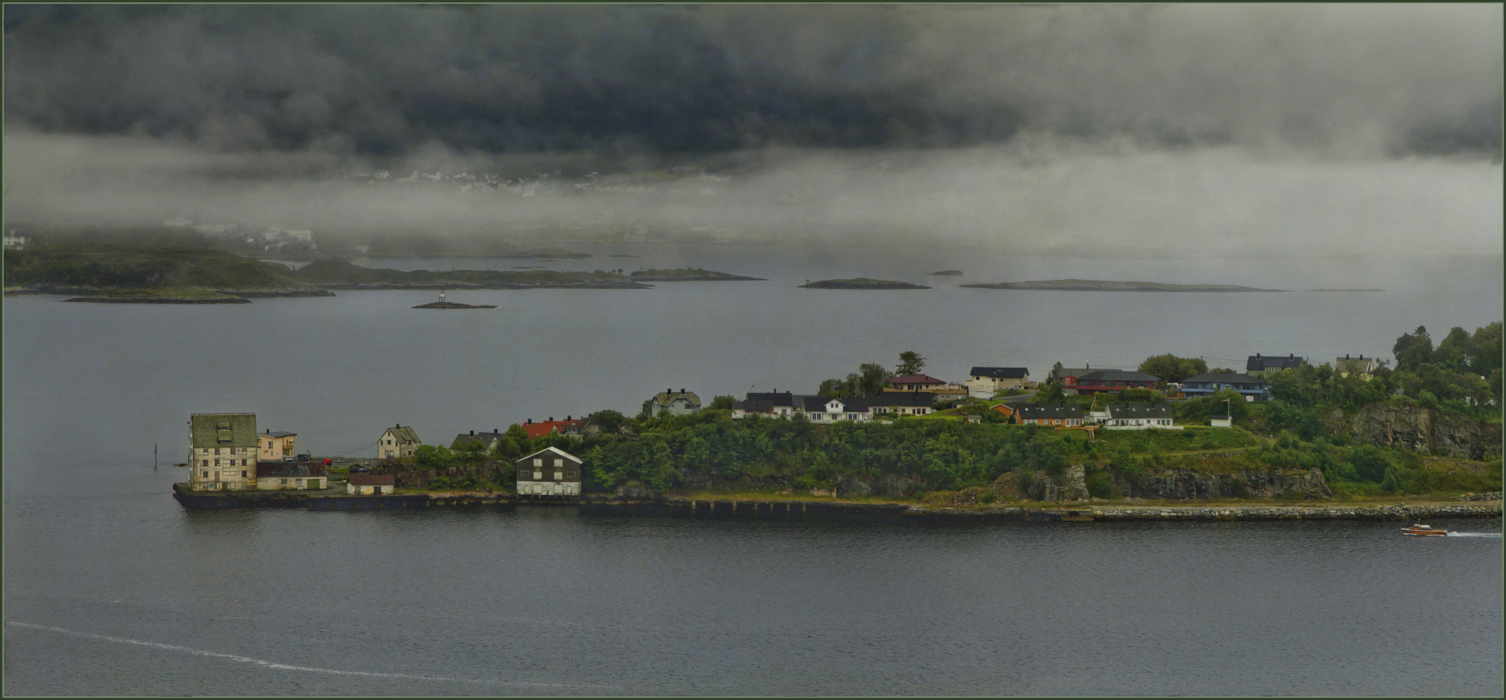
[4,130,1500,260]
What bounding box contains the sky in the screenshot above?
[3,4,1502,256]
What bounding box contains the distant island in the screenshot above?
[961,279,1284,292]
[413,301,497,309]
[630,268,765,282]
[1309,288,1384,292]
[287,260,650,290]
[800,278,931,290]
[928,270,963,276]
[64,289,253,304]
[362,247,591,260]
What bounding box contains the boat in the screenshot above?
[1401,523,1448,536]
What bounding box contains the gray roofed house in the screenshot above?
[731,399,775,418]
[1105,402,1179,429]
[1335,354,1376,378]
[450,430,506,451]
[970,367,1029,379]
[1181,372,1272,402]
[649,388,702,416]
[378,424,421,459]
[1246,353,1305,374]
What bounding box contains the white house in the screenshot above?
[378,425,421,459]
[647,389,702,416]
[966,367,1031,398]
[1103,403,1181,430]
[516,446,582,498]
[801,396,873,424]
[4,230,29,250]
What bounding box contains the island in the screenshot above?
[290,260,651,290]
[928,270,964,276]
[629,268,765,282]
[413,301,497,309]
[1309,288,1384,292]
[800,278,930,289]
[65,289,253,304]
[961,278,1284,292]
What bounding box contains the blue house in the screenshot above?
[1181,372,1272,402]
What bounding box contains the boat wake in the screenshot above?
[4,620,616,689]
[1445,532,1503,537]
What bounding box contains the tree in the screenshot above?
[709,395,736,411]
[856,362,894,395]
[1468,322,1502,375]
[1048,362,1065,385]
[1137,354,1208,384]
[1393,325,1433,371]
[590,410,627,435]
[1033,383,1066,403]
[896,351,926,376]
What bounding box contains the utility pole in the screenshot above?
[154,440,158,471]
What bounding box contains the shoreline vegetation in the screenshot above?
[801,277,931,289]
[961,279,1285,292]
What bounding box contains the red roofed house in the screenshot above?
[883,374,948,392]
[521,416,588,440]
[348,474,395,495]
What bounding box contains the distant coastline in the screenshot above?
[962,278,1285,292]
[801,278,930,289]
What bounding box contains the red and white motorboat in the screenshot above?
[1401,523,1448,536]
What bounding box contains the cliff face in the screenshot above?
[1345,404,1501,460]
[1120,467,1331,500]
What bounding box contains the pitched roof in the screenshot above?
[885,373,946,385]
[1183,372,1266,385]
[516,446,582,466]
[1246,354,1304,371]
[521,418,585,440]
[349,474,395,486]
[382,425,421,444]
[1077,370,1160,383]
[746,391,796,407]
[651,390,702,409]
[450,431,505,450]
[875,392,935,407]
[1334,355,1375,373]
[1017,404,1084,420]
[1057,367,1119,379]
[733,400,774,413]
[1107,402,1174,419]
[970,367,1029,379]
[191,413,258,448]
[256,461,329,478]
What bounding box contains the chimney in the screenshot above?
[549,416,554,422]
[526,419,532,425]
[266,429,270,433]
[470,430,475,436]
[566,415,572,421]
[679,388,684,394]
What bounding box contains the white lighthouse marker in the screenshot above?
[440,289,446,303]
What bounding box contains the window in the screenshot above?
[554,458,562,467]
[567,471,577,478]
[241,471,247,478]
[554,471,563,480]
[519,469,530,479]
[281,478,287,485]
[533,458,542,467]
[214,459,221,467]
[203,471,209,478]
[200,460,207,467]
[533,471,542,480]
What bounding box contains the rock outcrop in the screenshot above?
[1123,467,1332,500]
[1346,403,1501,459]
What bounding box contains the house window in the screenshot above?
[200,460,207,467]
[533,458,542,467]
[202,471,209,478]
[519,470,530,479]
[533,471,542,480]
[554,471,563,480]
[241,471,247,478]
[567,471,577,478]
[281,478,288,485]
[554,458,562,467]
[214,459,221,467]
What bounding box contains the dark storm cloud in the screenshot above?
[4,4,1498,161]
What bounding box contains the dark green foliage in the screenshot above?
[1393,325,1434,371]
[896,351,926,376]
[1138,354,1208,384]
[709,395,736,411]
[817,361,895,399]
[1383,321,1503,417]
[4,245,304,290]
[1117,388,1165,403]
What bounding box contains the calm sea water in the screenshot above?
[4,246,1502,695]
